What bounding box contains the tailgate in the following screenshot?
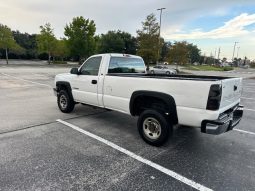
[220,78,242,108]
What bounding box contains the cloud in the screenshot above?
[1,0,255,38]
[165,13,255,40]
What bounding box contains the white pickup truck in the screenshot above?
[54,53,243,146]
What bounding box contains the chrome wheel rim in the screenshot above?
[143,117,161,140]
[60,95,67,109]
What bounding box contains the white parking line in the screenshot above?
[57,119,213,191]
[242,90,255,93]
[1,73,52,88]
[243,87,255,90]
[244,108,255,112]
[234,129,255,136]
[241,97,255,101]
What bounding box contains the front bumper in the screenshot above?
[201,105,243,135]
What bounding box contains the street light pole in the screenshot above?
[157,7,166,64]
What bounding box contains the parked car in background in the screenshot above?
[150,65,177,75]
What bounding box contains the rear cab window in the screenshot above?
[108,56,145,74]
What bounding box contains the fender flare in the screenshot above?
[56,81,74,101]
[130,90,178,124]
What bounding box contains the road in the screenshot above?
[0,63,254,191]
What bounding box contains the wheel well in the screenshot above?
[130,91,178,125]
[57,84,68,91]
[133,96,166,114]
[56,81,74,101]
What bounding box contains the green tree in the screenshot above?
[137,13,160,65]
[13,31,37,59]
[52,39,69,61]
[187,43,201,63]
[97,30,137,54]
[168,41,201,66]
[160,41,171,62]
[168,41,189,65]
[0,24,23,64]
[36,23,57,64]
[64,16,96,63]
[119,31,137,54]
[97,31,124,53]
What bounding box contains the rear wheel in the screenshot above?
[166,71,170,75]
[57,90,75,113]
[150,70,155,74]
[137,110,172,146]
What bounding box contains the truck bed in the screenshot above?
[107,73,232,81]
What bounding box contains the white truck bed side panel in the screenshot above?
[103,76,217,125]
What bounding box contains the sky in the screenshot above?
[0,0,255,60]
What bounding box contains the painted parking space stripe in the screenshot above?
[57,119,213,191]
[242,90,255,93]
[234,129,255,136]
[1,73,52,88]
[241,97,255,100]
[243,89,254,91]
[244,108,255,112]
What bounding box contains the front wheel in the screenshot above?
[137,110,173,146]
[57,90,75,113]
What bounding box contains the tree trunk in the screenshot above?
[5,48,9,65]
[48,52,51,64]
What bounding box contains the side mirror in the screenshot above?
[70,68,79,75]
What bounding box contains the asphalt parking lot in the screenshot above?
[0,63,255,191]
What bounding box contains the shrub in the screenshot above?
[52,60,67,64]
[223,66,233,71]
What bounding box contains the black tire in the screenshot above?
[150,70,154,74]
[57,90,75,113]
[137,110,172,146]
[166,71,170,75]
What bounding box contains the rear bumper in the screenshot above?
[201,105,243,135]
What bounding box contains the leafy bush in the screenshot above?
[223,66,234,71]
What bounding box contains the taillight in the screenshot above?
[206,84,222,110]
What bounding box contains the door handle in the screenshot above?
[91,80,97,84]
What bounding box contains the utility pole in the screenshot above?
[236,46,240,67]
[217,47,221,60]
[157,7,166,64]
[232,42,238,61]
[236,47,240,58]
[214,48,217,65]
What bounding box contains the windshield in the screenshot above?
[108,57,145,73]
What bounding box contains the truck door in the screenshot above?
[71,56,102,106]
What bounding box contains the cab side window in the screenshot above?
[80,56,102,75]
